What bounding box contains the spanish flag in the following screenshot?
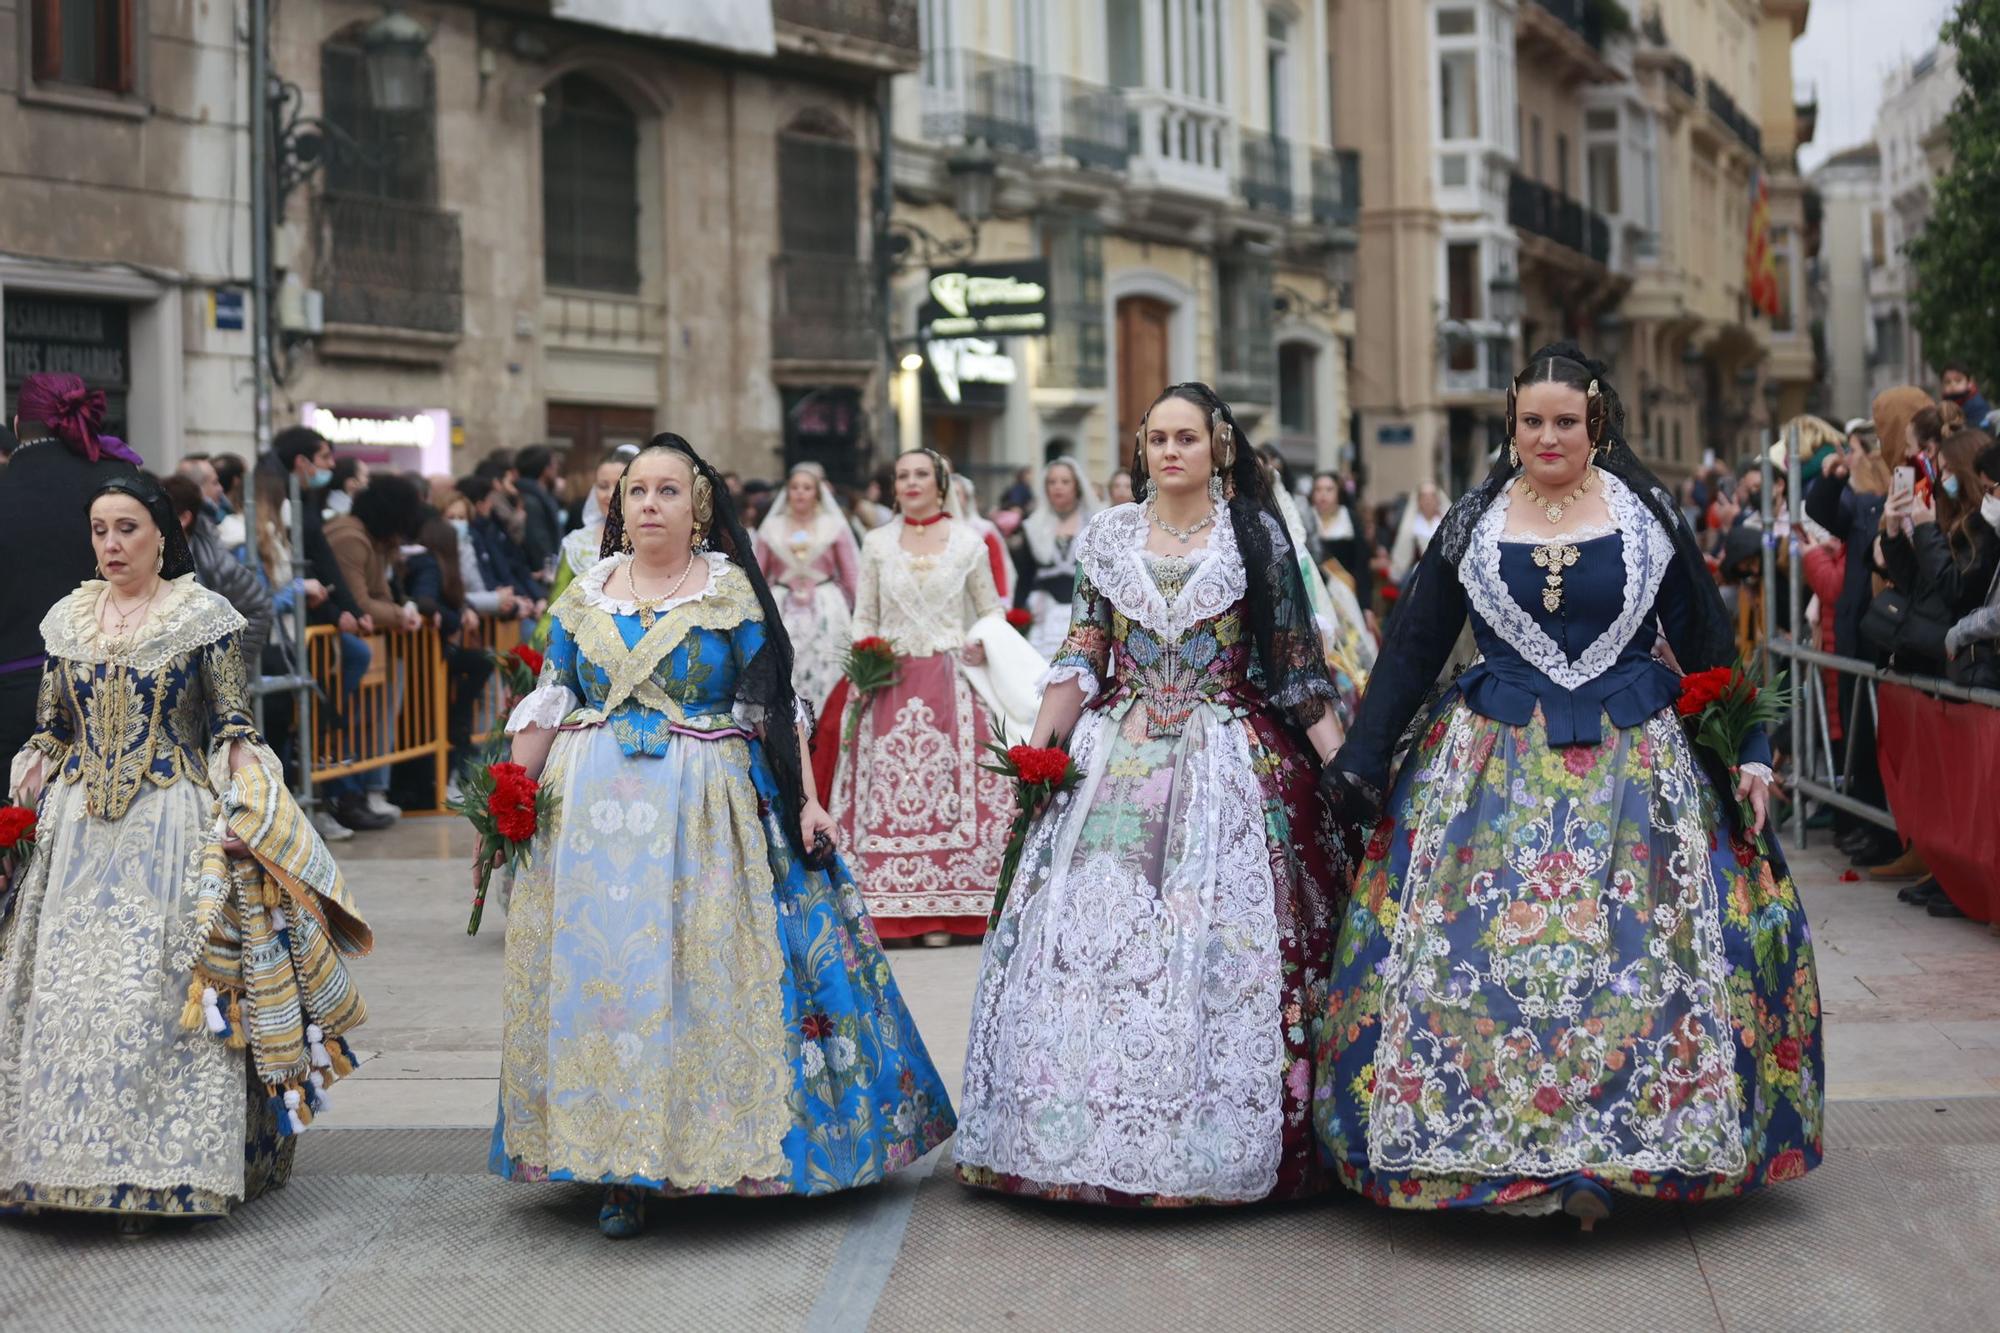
[1746,169,1780,319]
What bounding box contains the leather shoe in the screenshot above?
[1899,877,1940,904]
[1836,827,1875,855]
[1849,838,1907,868]
[1867,847,1928,881]
[331,792,394,832]
[1926,896,1966,918]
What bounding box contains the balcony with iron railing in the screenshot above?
[1239,132,1293,216]
[1050,76,1128,172]
[319,191,463,335]
[921,49,1039,154]
[1310,148,1361,229]
[1508,174,1612,266]
[771,254,877,363]
[772,0,919,65]
[1704,78,1763,156]
[1529,0,1606,49]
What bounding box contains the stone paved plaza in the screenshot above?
[5,822,1998,1332]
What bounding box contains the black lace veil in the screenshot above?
[1130,382,1338,740]
[600,434,813,856]
[91,474,196,580]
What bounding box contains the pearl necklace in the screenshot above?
[1519,469,1598,525]
[628,556,697,629]
[1147,499,1217,542]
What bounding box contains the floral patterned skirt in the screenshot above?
[1312,700,1824,1211]
[831,653,1015,938]
[491,724,955,1196]
[955,699,1343,1206]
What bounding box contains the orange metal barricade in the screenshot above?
[467,616,524,745]
[303,624,450,812]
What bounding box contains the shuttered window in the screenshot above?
[542,76,641,292]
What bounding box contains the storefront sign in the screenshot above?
[3,293,131,437]
[921,260,1050,338]
[924,336,1015,407]
[301,404,452,473]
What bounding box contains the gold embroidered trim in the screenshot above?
[554,561,761,715]
[41,576,246,673]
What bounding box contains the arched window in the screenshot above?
[321,27,437,203]
[542,75,641,293]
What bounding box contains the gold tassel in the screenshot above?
[262,872,282,910]
[179,978,205,1033]
[226,994,248,1050]
[327,1040,354,1078]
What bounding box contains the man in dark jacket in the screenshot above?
[458,474,545,605]
[513,444,565,576]
[0,377,139,765]
[161,474,273,674]
[271,426,369,634]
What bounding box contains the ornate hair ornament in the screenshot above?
[1211,408,1236,471]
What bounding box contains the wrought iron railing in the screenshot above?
[1239,132,1293,215]
[1054,76,1128,172]
[771,0,918,54]
[771,254,876,363]
[1310,148,1360,228]
[1665,56,1696,100]
[922,49,1038,153]
[1508,173,1612,266]
[1530,0,1604,50]
[1704,78,1763,156]
[319,192,463,335]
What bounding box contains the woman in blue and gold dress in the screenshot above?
[1314,345,1823,1226]
[0,474,368,1233]
[491,435,954,1238]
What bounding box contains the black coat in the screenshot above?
[0,440,137,666]
[1805,473,1886,659]
[1879,521,2000,674]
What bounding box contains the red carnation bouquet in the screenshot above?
[494,643,545,708]
[1004,607,1033,632]
[840,637,901,744]
[979,729,1081,927]
[1677,661,1789,829]
[453,760,558,935]
[0,803,36,924]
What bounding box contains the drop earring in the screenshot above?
[1207,474,1225,503]
[1508,442,1520,468]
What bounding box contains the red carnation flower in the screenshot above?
[1004,607,1033,631]
[851,637,895,658]
[0,804,36,849]
[1006,745,1072,787]
[1676,666,1738,717]
[510,644,545,676]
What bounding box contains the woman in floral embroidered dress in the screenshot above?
[754,463,861,716]
[1314,345,1823,1226]
[823,448,1017,942]
[491,436,953,1239]
[0,476,343,1232]
[955,383,1349,1206]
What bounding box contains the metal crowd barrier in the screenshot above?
[302,624,450,810]
[467,615,525,745]
[1754,418,2000,852]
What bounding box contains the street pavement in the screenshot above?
[5,819,1998,1331]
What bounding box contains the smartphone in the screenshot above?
[1891,466,1916,502]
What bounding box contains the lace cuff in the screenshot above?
[1037,662,1100,698]
[507,683,578,733]
[1736,761,1775,784]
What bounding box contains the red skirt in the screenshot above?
[818,654,1014,937]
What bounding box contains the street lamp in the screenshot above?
[945,140,997,227]
[1487,266,1522,326]
[359,2,433,114]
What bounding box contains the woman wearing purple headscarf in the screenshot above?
[0,374,140,766]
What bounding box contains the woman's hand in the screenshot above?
[13,755,46,808]
[961,642,987,667]
[1736,767,1773,836]
[221,828,253,859]
[800,799,837,852]
[1909,491,1937,527]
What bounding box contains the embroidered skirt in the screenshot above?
[1313,701,1825,1210]
[491,723,955,1194]
[830,653,1015,939]
[955,699,1342,1205]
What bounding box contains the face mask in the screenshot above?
[310,468,333,488]
[1945,388,1972,405]
[1983,493,2000,530]
[450,518,470,539]
[1943,473,1962,500]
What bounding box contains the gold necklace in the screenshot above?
[628,556,697,630]
[103,581,160,638]
[1519,469,1597,525]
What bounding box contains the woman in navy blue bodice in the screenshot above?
[1312,344,1819,1227]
